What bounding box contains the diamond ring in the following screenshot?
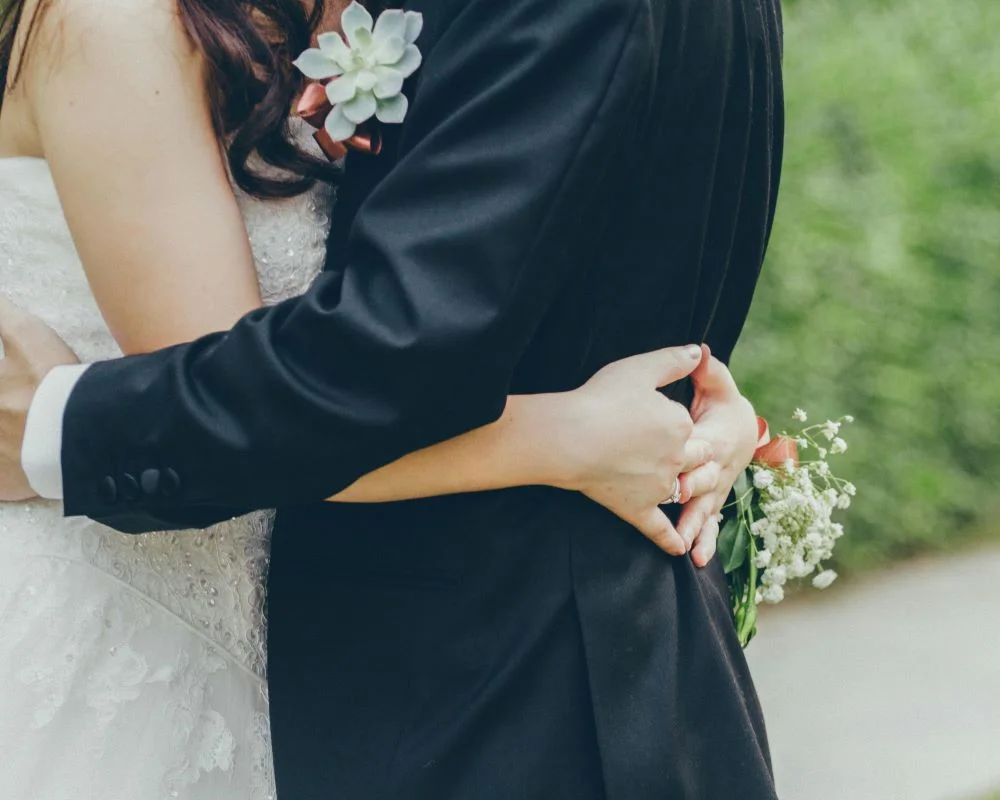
[664,477,682,506]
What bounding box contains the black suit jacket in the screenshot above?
[62,0,784,796]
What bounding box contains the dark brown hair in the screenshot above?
[0,0,343,198]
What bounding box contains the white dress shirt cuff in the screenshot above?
[21,364,90,500]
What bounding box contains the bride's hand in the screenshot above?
[549,345,713,556]
[676,347,758,568]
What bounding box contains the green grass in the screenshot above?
[734,0,1000,573]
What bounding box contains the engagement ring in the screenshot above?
[664,478,682,506]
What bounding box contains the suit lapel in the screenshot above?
[322,0,449,273]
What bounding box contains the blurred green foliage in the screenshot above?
[735,0,1000,573]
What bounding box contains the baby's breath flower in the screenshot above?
[754,549,773,569]
[752,469,775,490]
[761,585,785,604]
[844,415,855,423]
[762,565,787,587]
[793,408,808,422]
[844,482,857,496]
[789,554,813,579]
[830,437,848,454]
[812,569,838,589]
[821,420,841,441]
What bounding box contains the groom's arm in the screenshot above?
[44,0,656,531]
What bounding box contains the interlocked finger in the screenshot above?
[691,515,720,568]
[678,461,721,504]
[632,506,688,556]
[676,493,718,550]
[680,438,714,474]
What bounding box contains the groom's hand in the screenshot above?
[0,297,79,500]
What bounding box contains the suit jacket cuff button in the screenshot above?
[120,473,141,502]
[161,468,182,498]
[97,476,118,506]
[140,468,161,496]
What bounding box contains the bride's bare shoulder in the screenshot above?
[4,0,212,158]
[2,0,204,157]
[14,0,203,99]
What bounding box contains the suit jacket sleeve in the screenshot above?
[61,0,654,532]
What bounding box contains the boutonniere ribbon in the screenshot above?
[293,1,424,161]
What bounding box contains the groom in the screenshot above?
[0,0,783,797]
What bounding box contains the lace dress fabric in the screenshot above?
[0,135,332,798]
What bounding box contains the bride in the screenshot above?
[0,0,742,796]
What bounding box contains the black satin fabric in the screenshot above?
[63,0,784,796]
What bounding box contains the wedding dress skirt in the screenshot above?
[0,139,332,798]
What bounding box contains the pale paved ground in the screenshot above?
[746,547,1000,800]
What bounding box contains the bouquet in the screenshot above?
[718,410,856,647]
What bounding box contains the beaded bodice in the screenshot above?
[0,140,334,681]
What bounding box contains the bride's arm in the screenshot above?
[332,346,710,550]
[332,394,595,503]
[17,0,708,550]
[329,352,708,551]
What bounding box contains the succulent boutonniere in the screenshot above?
[294,1,423,159]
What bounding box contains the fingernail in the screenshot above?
[686,345,702,359]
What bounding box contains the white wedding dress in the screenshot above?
[0,130,333,798]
